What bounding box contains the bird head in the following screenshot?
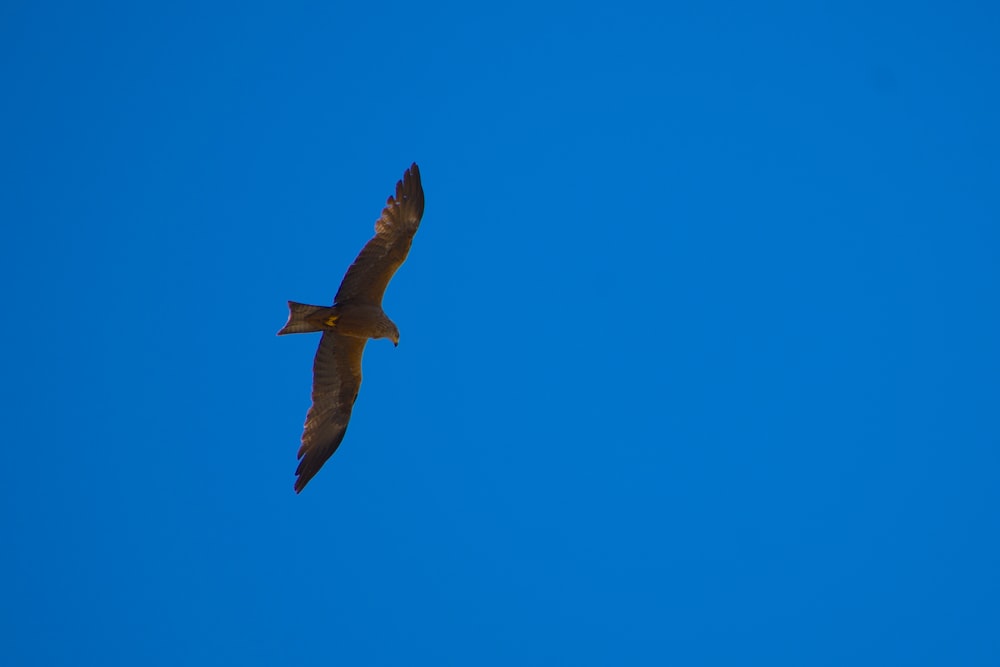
[388,323,400,347]
[376,314,400,347]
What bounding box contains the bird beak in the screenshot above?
[393,340,399,348]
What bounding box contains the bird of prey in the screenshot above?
[278,163,424,493]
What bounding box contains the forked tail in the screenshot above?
[277,301,328,335]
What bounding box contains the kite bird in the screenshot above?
[278,163,424,493]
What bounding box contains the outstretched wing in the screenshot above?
[294,331,367,493]
[334,163,424,306]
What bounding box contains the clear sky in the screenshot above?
[2,1,998,665]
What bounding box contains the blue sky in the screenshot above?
[2,1,999,665]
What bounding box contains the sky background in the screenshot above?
[2,1,999,665]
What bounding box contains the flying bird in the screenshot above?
[278,163,424,492]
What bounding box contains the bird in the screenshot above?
[278,163,424,493]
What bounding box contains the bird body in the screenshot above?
[278,163,424,492]
[279,301,399,344]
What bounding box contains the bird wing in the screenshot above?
[294,331,367,492]
[334,163,424,306]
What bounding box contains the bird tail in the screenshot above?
[277,301,329,335]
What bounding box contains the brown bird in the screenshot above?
[278,163,424,492]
